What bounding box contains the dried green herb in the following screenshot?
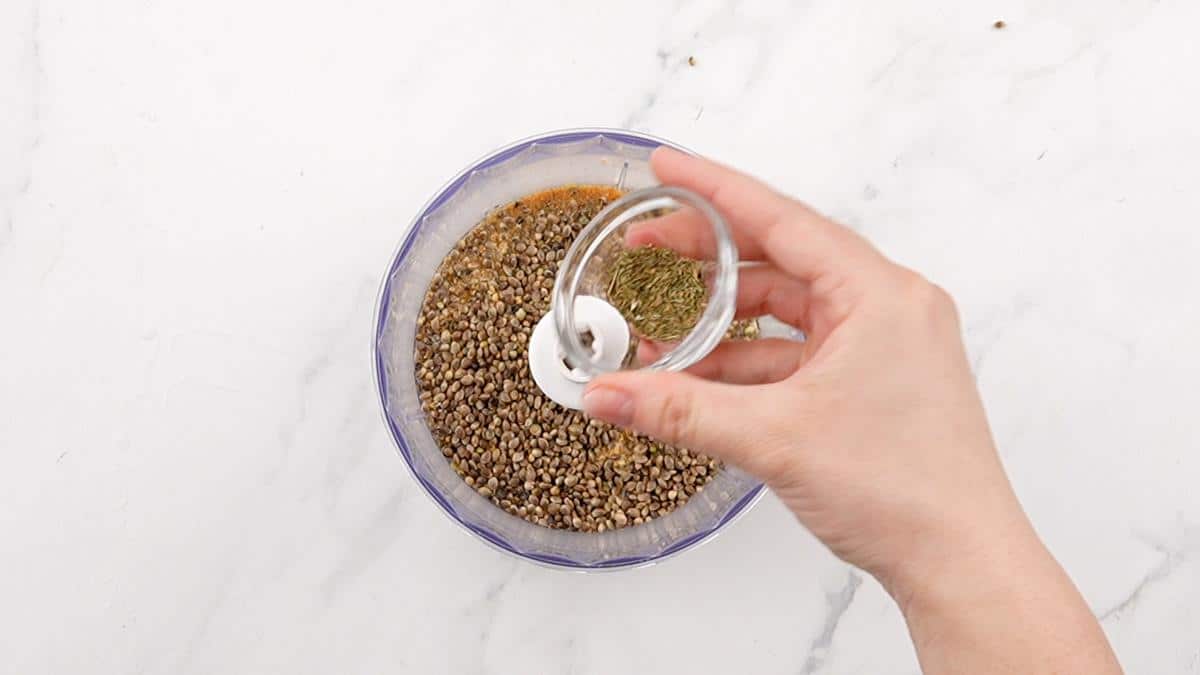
[607,245,708,341]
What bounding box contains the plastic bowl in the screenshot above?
[373,128,764,570]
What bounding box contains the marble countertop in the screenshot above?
[3,1,1199,673]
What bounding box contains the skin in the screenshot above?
[582,147,1124,675]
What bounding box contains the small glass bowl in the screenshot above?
[553,186,739,378]
[373,129,764,570]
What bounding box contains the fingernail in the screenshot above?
[582,386,635,427]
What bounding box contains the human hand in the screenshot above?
[582,147,1122,674]
[584,146,1010,587]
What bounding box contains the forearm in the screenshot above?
[888,514,1122,674]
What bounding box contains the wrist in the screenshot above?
[877,504,1123,674]
[875,497,1046,618]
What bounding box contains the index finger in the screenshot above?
[626,204,767,261]
[648,147,879,282]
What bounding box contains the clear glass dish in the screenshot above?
[553,185,739,379]
[373,128,765,570]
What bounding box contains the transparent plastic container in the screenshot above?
[373,129,765,570]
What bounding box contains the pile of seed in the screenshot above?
[414,186,721,533]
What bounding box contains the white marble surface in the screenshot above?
[2,1,1199,672]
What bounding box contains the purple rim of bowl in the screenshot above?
[372,127,765,571]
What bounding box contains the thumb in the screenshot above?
[582,370,770,465]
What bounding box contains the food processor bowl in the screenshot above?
[373,128,765,570]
